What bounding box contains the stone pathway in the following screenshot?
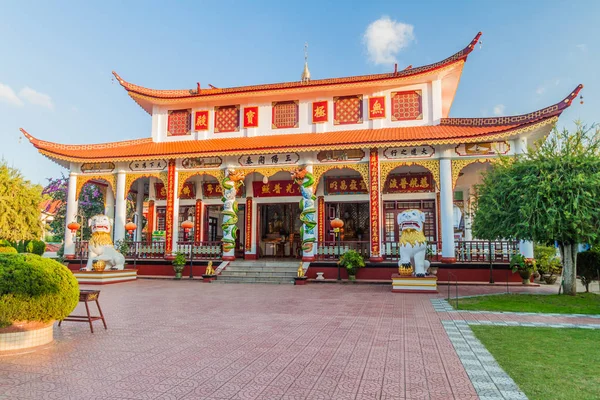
[0,281,597,399]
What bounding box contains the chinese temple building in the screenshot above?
[23,32,582,279]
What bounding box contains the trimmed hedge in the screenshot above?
[0,254,79,328]
[26,240,46,256]
[0,247,17,254]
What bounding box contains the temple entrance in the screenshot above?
[258,203,301,258]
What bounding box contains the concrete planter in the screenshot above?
[0,321,54,352]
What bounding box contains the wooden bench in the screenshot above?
[58,290,107,333]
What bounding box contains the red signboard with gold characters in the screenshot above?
[154,183,167,200]
[243,106,259,128]
[384,173,434,193]
[312,101,328,123]
[368,96,386,119]
[252,180,300,198]
[194,110,209,131]
[369,149,381,259]
[179,182,195,199]
[325,177,368,195]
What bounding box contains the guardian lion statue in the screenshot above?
[85,214,126,271]
[398,209,430,277]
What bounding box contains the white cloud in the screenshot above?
[576,44,587,52]
[363,16,415,65]
[0,83,24,106]
[493,104,505,116]
[18,87,54,110]
[536,86,545,95]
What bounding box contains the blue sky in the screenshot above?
[1,0,597,184]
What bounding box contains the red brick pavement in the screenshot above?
[0,281,577,400]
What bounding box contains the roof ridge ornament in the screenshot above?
[301,42,311,83]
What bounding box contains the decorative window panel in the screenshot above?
[271,101,299,129]
[334,95,363,125]
[167,109,191,136]
[214,105,240,133]
[391,90,423,121]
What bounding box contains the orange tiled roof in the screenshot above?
[22,85,582,166]
[40,199,62,215]
[113,32,482,113]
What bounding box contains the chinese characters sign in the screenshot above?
[238,153,299,166]
[194,110,209,131]
[129,160,167,171]
[383,146,435,159]
[384,173,434,193]
[81,162,115,173]
[368,96,386,119]
[252,180,300,198]
[243,106,259,128]
[202,182,244,198]
[179,182,195,199]
[312,101,328,123]
[325,177,368,195]
[181,157,222,169]
[154,183,167,200]
[454,141,510,156]
[369,149,381,257]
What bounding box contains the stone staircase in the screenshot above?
[216,260,300,284]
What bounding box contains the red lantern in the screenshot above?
[67,221,81,234]
[331,218,344,230]
[181,220,194,233]
[125,221,137,233]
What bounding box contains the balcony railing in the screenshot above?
[129,241,166,259]
[383,241,442,262]
[177,241,222,260]
[455,240,519,263]
[315,241,370,261]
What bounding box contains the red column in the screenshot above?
[194,199,202,243]
[146,200,155,243]
[165,159,176,257]
[245,197,255,259]
[317,196,325,243]
[369,149,383,262]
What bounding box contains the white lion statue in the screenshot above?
[398,209,430,277]
[85,214,125,271]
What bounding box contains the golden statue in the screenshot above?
[205,261,215,275]
[297,262,305,278]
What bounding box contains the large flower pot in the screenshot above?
[348,275,356,281]
[543,274,558,284]
[519,271,532,285]
[0,321,54,352]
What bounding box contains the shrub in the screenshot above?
[0,254,79,328]
[576,250,600,293]
[338,249,366,276]
[534,245,562,276]
[0,247,17,254]
[26,240,46,256]
[0,239,13,248]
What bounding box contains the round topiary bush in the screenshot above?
[26,240,46,256]
[0,254,79,328]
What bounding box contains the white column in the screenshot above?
[135,179,145,241]
[114,171,127,242]
[172,170,180,251]
[463,187,473,241]
[63,172,79,256]
[515,136,534,257]
[439,156,455,261]
[104,185,115,222]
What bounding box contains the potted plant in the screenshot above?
[172,252,186,280]
[510,253,536,284]
[338,249,366,281]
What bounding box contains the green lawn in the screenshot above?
[472,326,600,400]
[453,293,600,314]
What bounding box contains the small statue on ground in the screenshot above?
[205,261,215,275]
[297,262,305,278]
[85,214,125,271]
[397,209,430,277]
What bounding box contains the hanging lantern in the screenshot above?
[331,218,344,230]
[181,220,194,233]
[67,221,81,234]
[125,221,137,233]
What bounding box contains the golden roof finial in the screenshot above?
[301,42,311,83]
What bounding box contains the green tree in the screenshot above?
[473,123,600,295]
[0,162,44,241]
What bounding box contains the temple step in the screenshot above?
[217,260,300,284]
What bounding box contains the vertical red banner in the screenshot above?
[245,197,253,251]
[165,159,176,255]
[146,200,155,243]
[194,199,202,243]
[317,196,325,243]
[369,149,382,261]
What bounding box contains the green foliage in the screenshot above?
[0,253,79,328]
[0,239,13,248]
[26,240,46,256]
[338,249,366,276]
[0,162,44,242]
[510,253,536,274]
[114,239,129,256]
[534,244,562,276]
[576,250,600,292]
[455,293,600,314]
[0,247,17,254]
[172,252,186,268]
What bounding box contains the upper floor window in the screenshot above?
[391,90,423,121]
[214,105,240,133]
[167,109,191,136]
[272,101,299,129]
[334,95,363,125]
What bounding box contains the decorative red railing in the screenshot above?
[176,241,222,260]
[130,241,166,259]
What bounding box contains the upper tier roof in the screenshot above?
[21,84,583,168]
[114,32,483,114]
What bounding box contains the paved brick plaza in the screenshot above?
[0,280,590,400]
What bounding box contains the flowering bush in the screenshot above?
[510,254,536,274]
